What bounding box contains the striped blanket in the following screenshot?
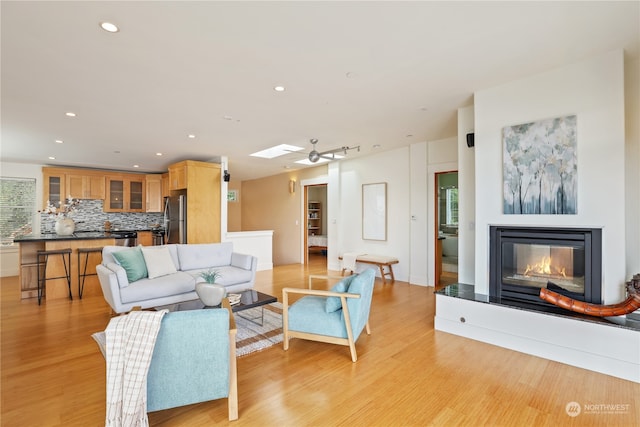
[105,310,167,427]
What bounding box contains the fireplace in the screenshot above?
[490,226,602,307]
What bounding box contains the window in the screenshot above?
[445,187,458,225]
[0,177,36,245]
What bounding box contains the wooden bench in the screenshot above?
[339,254,399,284]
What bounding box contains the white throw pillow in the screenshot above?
[141,246,178,279]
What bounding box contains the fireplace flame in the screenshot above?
[524,256,567,278]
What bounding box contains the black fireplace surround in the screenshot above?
[490,226,602,307]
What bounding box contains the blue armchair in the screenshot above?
[146,307,238,420]
[282,268,375,362]
[94,302,238,421]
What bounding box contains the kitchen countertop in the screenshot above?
[14,230,161,243]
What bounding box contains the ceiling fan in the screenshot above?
[306,138,360,163]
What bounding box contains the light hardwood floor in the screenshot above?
[1,254,639,426]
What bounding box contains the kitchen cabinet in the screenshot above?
[43,167,105,208]
[167,160,221,243]
[307,201,322,235]
[66,173,105,200]
[105,175,146,212]
[43,169,65,209]
[161,173,170,198]
[137,231,153,246]
[145,174,163,212]
[168,163,187,190]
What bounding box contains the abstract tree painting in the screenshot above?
[503,115,577,214]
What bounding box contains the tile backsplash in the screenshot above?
[40,199,164,233]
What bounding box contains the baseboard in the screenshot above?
[257,262,273,271]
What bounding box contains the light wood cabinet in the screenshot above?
[43,167,105,208]
[161,173,170,199]
[145,175,163,212]
[105,175,146,212]
[19,241,43,299]
[167,160,221,243]
[43,170,65,209]
[66,174,105,200]
[168,163,188,190]
[137,231,153,246]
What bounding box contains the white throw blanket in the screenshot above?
[342,252,363,272]
[105,310,168,427]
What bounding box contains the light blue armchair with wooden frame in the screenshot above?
[146,306,238,420]
[94,300,238,421]
[282,268,375,362]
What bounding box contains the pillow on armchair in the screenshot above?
[325,275,356,313]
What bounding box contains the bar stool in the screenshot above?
[36,248,72,305]
[77,247,103,299]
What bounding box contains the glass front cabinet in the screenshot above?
[105,175,146,212]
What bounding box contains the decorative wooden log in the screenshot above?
[539,273,640,317]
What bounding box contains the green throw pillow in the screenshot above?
[112,247,148,282]
[325,275,355,313]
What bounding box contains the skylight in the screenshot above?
[250,144,304,159]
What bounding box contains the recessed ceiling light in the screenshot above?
[250,144,304,159]
[406,134,413,138]
[156,152,163,156]
[113,150,120,154]
[274,86,285,92]
[373,144,381,149]
[48,156,56,160]
[133,164,139,168]
[65,112,76,117]
[188,134,196,139]
[55,140,63,144]
[223,115,233,121]
[100,22,119,33]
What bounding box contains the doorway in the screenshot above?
[305,184,327,265]
[435,171,458,288]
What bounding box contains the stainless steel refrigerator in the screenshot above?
[163,191,187,244]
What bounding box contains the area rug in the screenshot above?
[234,302,283,357]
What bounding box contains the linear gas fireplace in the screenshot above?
[490,226,602,307]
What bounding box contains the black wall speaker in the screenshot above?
[466,133,475,148]
[223,170,231,182]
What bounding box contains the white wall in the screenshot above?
[409,142,428,285]
[457,105,475,284]
[625,57,640,278]
[474,50,627,303]
[328,147,412,282]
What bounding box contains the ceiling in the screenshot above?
[2,2,638,182]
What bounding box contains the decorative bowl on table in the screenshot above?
[195,281,226,307]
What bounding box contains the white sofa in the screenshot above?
[96,242,257,313]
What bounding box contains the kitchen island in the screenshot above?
[15,233,117,301]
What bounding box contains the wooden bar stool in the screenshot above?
[36,248,72,305]
[77,247,103,299]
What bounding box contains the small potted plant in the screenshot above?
[195,269,226,307]
[200,268,222,284]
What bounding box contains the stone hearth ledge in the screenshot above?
[435,284,640,383]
